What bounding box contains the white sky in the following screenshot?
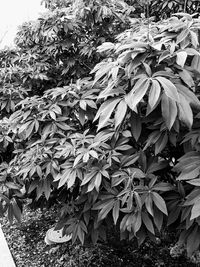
[0,0,46,48]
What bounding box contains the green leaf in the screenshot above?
[191,55,200,73]
[111,66,120,81]
[179,69,195,89]
[152,182,173,192]
[93,198,114,211]
[147,80,161,113]
[130,112,142,141]
[145,193,154,217]
[120,214,129,231]
[94,172,102,192]
[67,171,77,189]
[12,199,22,222]
[143,131,161,151]
[176,51,187,68]
[125,80,150,111]
[89,150,98,159]
[155,132,168,155]
[28,180,38,193]
[49,111,56,120]
[152,192,168,215]
[94,98,121,131]
[161,93,177,130]
[190,199,200,220]
[114,99,127,128]
[177,94,193,128]
[131,77,148,94]
[18,120,32,134]
[134,191,142,210]
[187,226,200,257]
[25,121,35,139]
[158,50,171,63]
[83,152,90,162]
[187,179,200,186]
[174,152,200,180]
[147,161,168,174]
[168,205,181,226]
[43,179,51,200]
[153,207,163,232]
[184,189,200,206]
[98,199,115,221]
[77,223,86,245]
[176,84,200,109]
[36,181,44,200]
[87,177,96,192]
[142,212,155,234]
[81,170,97,186]
[92,62,114,84]
[73,154,83,167]
[8,204,14,224]
[190,30,199,48]
[156,77,179,102]
[97,42,115,53]
[5,182,20,190]
[176,28,189,44]
[133,212,142,234]
[112,200,120,225]
[57,168,71,188]
[136,228,146,246]
[112,173,126,187]
[132,168,145,179]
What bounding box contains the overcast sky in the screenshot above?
[0,0,46,48]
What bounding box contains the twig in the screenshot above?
[184,0,187,12]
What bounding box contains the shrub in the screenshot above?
[1,0,200,258]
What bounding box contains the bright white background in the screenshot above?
[0,0,46,48]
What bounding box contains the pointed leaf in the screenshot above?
[133,212,142,234]
[130,112,142,141]
[152,192,168,215]
[112,200,120,225]
[176,84,200,109]
[142,212,155,234]
[148,80,161,111]
[190,30,199,48]
[125,80,150,111]
[190,199,200,220]
[161,93,177,130]
[178,94,193,128]
[153,207,163,232]
[12,199,22,222]
[145,193,154,217]
[179,69,195,89]
[114,100,127,128]
[176,28,189,44]
[176,51,187,68]
[155,132,168,155]
[156,77,179,102]
[94,98,121,131]
[187,226,200,257]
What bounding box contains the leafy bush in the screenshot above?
[1,0,200,259]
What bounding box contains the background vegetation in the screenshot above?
[1,0,200,262]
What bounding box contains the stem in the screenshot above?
[184,0,187,12]
[81,61,92,70]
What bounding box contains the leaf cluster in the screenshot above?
[1,0,200,258]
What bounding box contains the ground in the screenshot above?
[0,204,198,267]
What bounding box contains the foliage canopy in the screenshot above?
[1,0,200,258]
